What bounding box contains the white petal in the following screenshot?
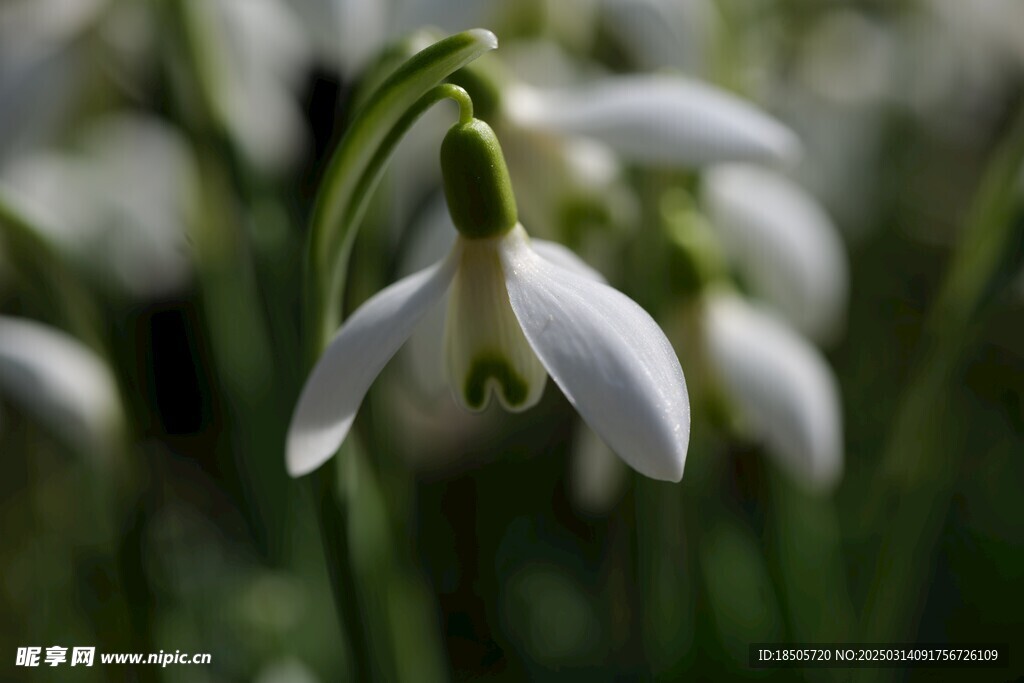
[702,164,848,344]
[505,76,800,167]
[500,226,689,481]
[445,235,547,413]
[0,316,122,452]
[286,247,460,476]
[703,292,842,490]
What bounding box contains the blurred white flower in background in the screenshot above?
[701,163,848,345]
[0,315,123,454]
[702,292,843,492]
[0,0,108,162]
[928,0,1024,73]
[0,114,196,297]
[599,0,720,75]
[505,74,800,168]
[796,10,898,109]
[181,0,313,173]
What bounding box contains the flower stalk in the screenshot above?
[298,30,498,680]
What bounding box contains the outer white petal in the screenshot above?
[500,226,689,482]
[703,293,842,490]
[702,164,848,344]
[505,76,800,167]
[0,315,122,452]
[286,247,460,477]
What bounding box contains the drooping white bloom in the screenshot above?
[291,114,688,482]
[702,292,842,491]
[182,0,312,172]
[0,315,123,453]
[504,75,801,167]
[287,224,690,482]
[1,114,195,297]
[701,164,848,344]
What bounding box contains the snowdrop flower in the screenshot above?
[287,118,690,481]
[701,164,848,344]
[0,315,123,453]
[1,114,195,297]
[702,292,842,491]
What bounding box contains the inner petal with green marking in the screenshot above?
[444,231,547,412]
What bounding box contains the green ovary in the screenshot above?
[464,352,529,409]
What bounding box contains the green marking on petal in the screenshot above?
[445,231,547,414]
[463,351,529,410]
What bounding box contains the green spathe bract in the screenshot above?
[441,119,518,239]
